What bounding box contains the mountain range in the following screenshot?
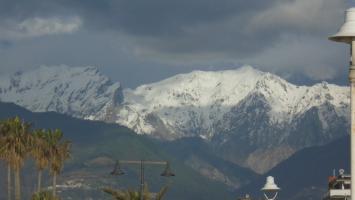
[0,65,350,173]
[0,101,349,200]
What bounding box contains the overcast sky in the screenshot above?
[0,0,352,88]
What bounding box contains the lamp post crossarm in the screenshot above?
[119,160,168,165]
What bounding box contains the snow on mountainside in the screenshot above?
[0,65,348,141]
[114,66,349,139]
[0,65,350,173]
[112,66,349,172]
[0,65,122,119]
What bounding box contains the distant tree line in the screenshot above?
[0,116,71,200]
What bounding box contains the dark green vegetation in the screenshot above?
[31,190,60,200]
[0,101,349,199]
[103,183,168,200]
[0,116,71,200]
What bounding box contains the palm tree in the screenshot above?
[103,184,169,200]
[0,119,13,200]
[31,190,59,200]
[7,117,33,200]
[1,117,71,200]
[0,117,32,200]
[31,129,50,193]
[155,185,168,200]
[47,129,71,198]
[103,188,140,200]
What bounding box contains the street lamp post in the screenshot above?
[329,7,355,200]
[110,160,175,200]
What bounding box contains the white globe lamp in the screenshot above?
[261,176,280,200]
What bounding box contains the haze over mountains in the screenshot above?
[0,65,350,173]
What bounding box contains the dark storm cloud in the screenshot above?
[0,0,345,53]
[0,0,271,50]
[0,0,63,19]
[63,0,346,60]
[0,0,264,30]
[0,0,350,83]
[88,0,266,36]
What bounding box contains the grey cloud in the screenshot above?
[0,0,278,58]
[0,0,266,33]
[80,0,346,61]
[0,0,346,54]
[103,0,266,36]
[0,0,350,85]
[247,0,345,34]
[0,17,82,40]
[241,35,347,81]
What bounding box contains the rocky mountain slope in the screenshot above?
[114,66,348,139]
[112,66,349,172]
[0,65,350,173]
[0,100,347,200]
[0,65,122,119]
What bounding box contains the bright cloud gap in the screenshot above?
[0,16,82,40]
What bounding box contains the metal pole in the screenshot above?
[140,160,145,200]
[111,159,174,199]
[350,41,355,200]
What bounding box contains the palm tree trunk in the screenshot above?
[37,170,42,193]
[7,164,11,200]
[52,173,57,198]
[14,168,20,200]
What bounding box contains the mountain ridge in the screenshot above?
[114,66,348,139]
[0,65,350,173]
[0,65,122,120]
[0,100,348,200]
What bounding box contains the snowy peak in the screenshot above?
[116,66,349,139]
[0,65,349,172]
[112,65,349,172]
[125,65,347,116]
[129,66,265,107]
[0,65,349,173]
[0,65,122,119]
[0,65,349,142]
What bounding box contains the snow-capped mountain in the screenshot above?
[113,66,349,139]
[0,65,122,119]
[110,66,349,172]
[0,65,350,173]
